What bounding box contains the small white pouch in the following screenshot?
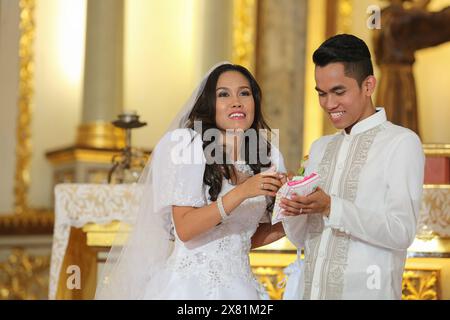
[271,172,320,224]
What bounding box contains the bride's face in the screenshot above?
[214,70,255,132]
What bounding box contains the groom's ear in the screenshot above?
[363,76,376,96]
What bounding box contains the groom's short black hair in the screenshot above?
[313,34,374,87]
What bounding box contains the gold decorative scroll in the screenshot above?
[14,0,35,215]
[336,0,353,34]
[402,269,440,300]
[252,266,286,300]
[250,252,297,300]
[232,0,257,73]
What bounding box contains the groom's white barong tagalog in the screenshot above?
[281,34,425,300]
[283,108,424,299]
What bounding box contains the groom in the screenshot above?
[281,34,424,299]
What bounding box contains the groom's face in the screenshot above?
[315,62,375,133]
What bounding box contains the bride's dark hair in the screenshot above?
[186,64,273,202]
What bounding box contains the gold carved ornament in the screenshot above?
[0,248,50,300]
[14,0,36,215]
[402,269,439,300]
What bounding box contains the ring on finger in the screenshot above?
[260,183,265,190]
[299,208,303,214]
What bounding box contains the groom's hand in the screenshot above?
[280,187,331,217]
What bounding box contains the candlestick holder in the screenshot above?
[108,111,148,184]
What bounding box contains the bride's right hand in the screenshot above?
[237,171,285,199]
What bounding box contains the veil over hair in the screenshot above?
[95,61,231,300]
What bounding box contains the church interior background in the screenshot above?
[0,0,449,300]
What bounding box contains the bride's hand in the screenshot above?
[237,171,284,199]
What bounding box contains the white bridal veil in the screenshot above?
[95,61,230,299]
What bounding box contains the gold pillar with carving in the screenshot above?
[14,0,35,216]
[0,0,54,300]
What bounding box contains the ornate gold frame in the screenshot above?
[14,0,35,215]
[0,0,54,234]
[1,1,52,297]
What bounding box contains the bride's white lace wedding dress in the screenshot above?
[141,129,284,300]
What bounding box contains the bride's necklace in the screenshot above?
[233,160,254,176]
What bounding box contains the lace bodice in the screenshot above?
[166,180,269,297]
[142,128,285,299]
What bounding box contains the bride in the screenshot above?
[95,62,287,300]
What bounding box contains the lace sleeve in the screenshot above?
[152,129,207,211]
